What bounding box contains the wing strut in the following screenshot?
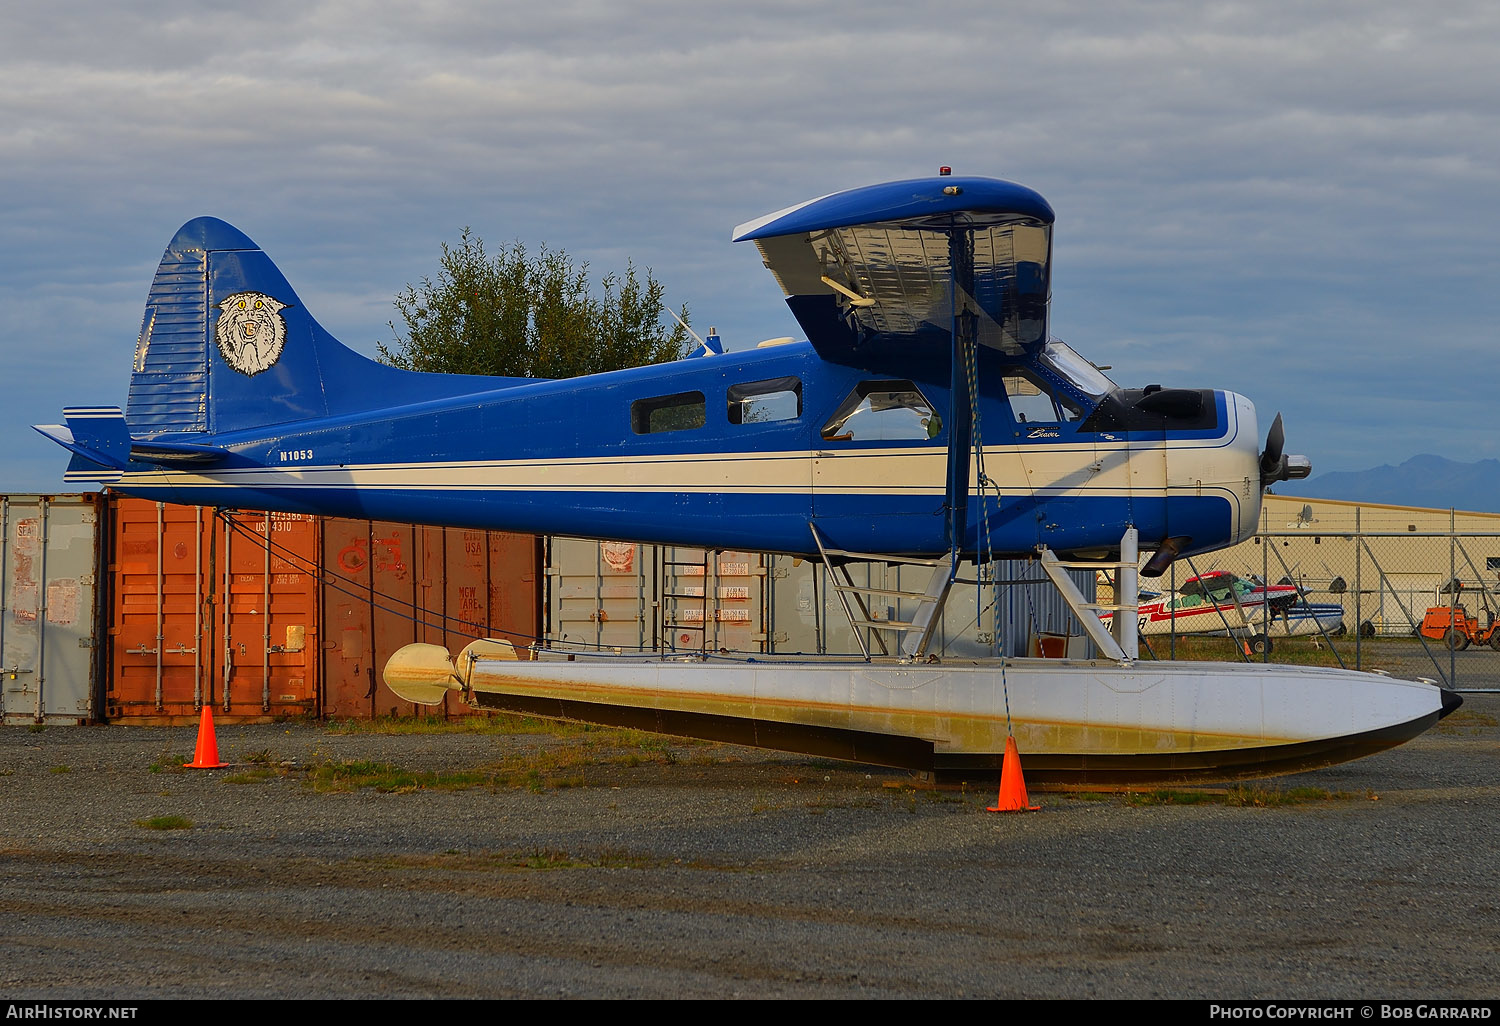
[944,227,975,556]
[1036,527,1141,663]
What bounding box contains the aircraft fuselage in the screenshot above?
[101,338,1263,559]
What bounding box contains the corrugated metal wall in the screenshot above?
[546,538,1096,658]
[763,555,1094,658]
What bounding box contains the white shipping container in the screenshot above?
[1,495,102,724]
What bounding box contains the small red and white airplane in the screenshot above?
[1102,570,1345,652]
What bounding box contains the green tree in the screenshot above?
[376,228,692,378]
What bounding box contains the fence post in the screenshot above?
[1168,557,1176,659]
[1354,508,1361,670]
[1261,520,1270,663]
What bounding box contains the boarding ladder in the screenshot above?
[809,526,957,660]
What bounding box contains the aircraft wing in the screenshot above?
[734,175,1055,368]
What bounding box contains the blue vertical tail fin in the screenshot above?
[125,217,530,442]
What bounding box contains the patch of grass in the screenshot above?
[48,765,70,774]
[595,846,656,869]
[27,724,45,734]
[136,815,193,830]
[595,729,707,750]
[1139,636,1347,668]
[323,714,709,760]
[225,767,279,785]
[1125,788,1218,806]
[308,760,491,794]
[324,713,604,737]
[303,733,720,796]
[1121,784,1354,807]
[148,754,189,774]
[245,748,275,765]
[518,848,588,870]
[1226,784,1357,807]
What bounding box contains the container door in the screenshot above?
[2,495,101,724]
[321,520,420,719]
[546,537,654,652]
[109,498,204,719]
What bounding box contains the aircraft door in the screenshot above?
[992,369,1101,554]
[812,380,947,554]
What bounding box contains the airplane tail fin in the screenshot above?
[125,217,518,441]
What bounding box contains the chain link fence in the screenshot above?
[1125,520,1500,692]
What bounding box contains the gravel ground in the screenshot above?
[1,697,1498,1000]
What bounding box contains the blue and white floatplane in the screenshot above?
[38,170,1458,783]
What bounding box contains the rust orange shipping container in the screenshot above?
[106,495,540,722]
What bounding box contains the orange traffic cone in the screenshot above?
[986,736,1039,813]
[184,704,226,769]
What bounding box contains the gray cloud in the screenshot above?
[2,0,1495,487]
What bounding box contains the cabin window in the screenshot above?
[1180,574,1250,604]
[631,391,706,434]
[1002,371,1083,424]
[728,377,801,425]
[821,380,941,442]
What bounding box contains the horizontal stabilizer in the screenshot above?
[61,449,123,485]
[36,407,233,483]
[36,407,132,483]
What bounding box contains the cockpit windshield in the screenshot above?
[1038,340,1115,399]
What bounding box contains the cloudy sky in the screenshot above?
[2,0,1495,490]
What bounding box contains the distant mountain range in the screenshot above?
[1277,454,1500,513]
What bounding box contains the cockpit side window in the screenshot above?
[1002,371,1083,424]
[821,380,942,442]
[1039,340,1115,399]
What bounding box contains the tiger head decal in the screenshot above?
[215,291,291,376]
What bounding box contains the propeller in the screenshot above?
[1259,412,1311,489]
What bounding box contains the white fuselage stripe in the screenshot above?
[116,440,1254,503]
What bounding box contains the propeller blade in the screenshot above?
[1260,412,1285,477]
